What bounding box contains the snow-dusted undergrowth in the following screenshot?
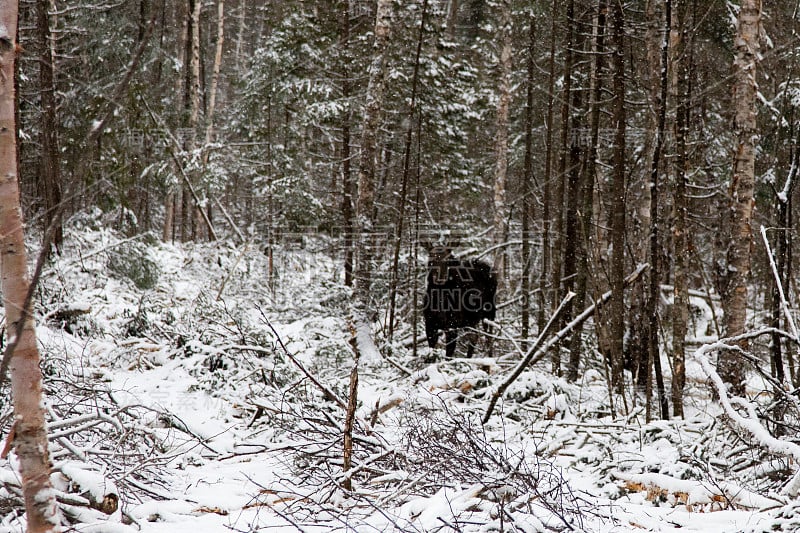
[0,225,797,531]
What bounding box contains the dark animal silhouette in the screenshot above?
[423,246,497,358]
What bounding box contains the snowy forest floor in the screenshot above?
[1,222,800,532]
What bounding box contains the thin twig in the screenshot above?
[762,225,800,341]
[216,238,252,300]
[256,307,348,412]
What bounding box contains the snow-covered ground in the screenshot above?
[1,226,798,532]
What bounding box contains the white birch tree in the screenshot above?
[0,2,60,530]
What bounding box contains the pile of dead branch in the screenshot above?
[0,369,205,527]
[245,392,585,531]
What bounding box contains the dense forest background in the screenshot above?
[19,0,797,415]
[8,0,800,530]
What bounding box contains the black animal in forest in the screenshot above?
[423,246,497,359]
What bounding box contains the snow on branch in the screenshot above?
[354,319,382,365]
[695,330,800,497]
[483,263,649,423]
[761,224,800,342]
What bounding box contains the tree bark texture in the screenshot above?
[609,0,627,398]
[671,0,689,417]
[189,0,201,128]
[388,0,428,342]
[772,139,798,385]
[0,4,61,530]
[340,0,354,288]
[204,0,225,149]
[550,0,576,376]
[355,0,393,302]
[645,0,670,421]
[492,0,511,279]
[720,0,761,397]
[551,0,575,336]
[560,13,586,380]
[627,0,662,395]
[521,8,536,351]
[180,0,201,242]
[36,0,63,249]
[567,0,605,383]
[539,0,559,333]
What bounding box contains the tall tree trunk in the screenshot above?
[568,0,606,383]
[560,12,587,378]
[412,115,423,359]
[180,185,190,241]
[166,2,187,242]
[339,0,354,287]
[189,0,201,242]
[341,136,354,287]
[627,0,660,393]
[203,0,225,150]
[521,8,536,351]
[347,0,393,486]
[163,191,174,242]
[720,0,761,396]
[37,0,63,251]
[189,0,225,240]
[492,0,511,279]
[235,0,247,73]
[188,0,201,137]
[671,0,689,417]
[539,0,559,333]
[773,138,798,385]
[388,0,428,342]
[152,0,166,86]
[195,0,224,242]
[132,0,151,237]
[354,0,393,305]
[0,5,60,530]
[551,0,575,376]
[609,0,627,399]
[265,96,274,288]
[551,0,575,335]
[645,0,670,420]
[446,0,459,39]
[181,0,201,242]
[769,69,800,388]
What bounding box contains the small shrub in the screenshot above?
[108,240,160,290]
[123,297,151,337]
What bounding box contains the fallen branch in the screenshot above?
[257,307,373,437]
[483,263,649,423]
[213,196,245,243]
[611,470,776,511]
[695,329,800,498]
[42,233,148,279]
[483,292,574,423]
[259,310,348,412]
